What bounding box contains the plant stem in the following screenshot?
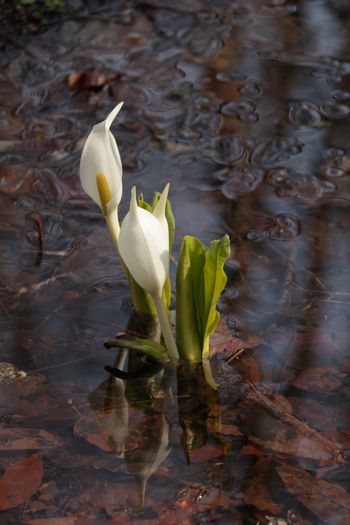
[152,294,179,365]
[106,208,120,248]
[202,337,219,389]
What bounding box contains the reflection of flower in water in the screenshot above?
[125,412,171,507]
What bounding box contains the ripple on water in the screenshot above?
[322,150,350,177]
[221,99,259,123]
[289,101,322,128]
[320,102,350,120]
[221,100,256,117]
[265,168,337,200]
[25,212,63,246]
[221,168,264,198]
[245,213,300,242]
[331,90,350,101]
[238,82,262,98]
[210,136,245,165]
[251,137,303,167]
[182,95,220,138]
[269,214,301,241]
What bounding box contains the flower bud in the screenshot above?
[119,186,169,297]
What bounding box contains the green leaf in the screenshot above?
[176,236,206,362]
[199,234,230,343]
[106,337,168,364]
[137,193,153,212]
[162,277,172,311]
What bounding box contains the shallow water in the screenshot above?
[1,1,350,523]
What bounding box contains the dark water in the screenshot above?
[1,1,350,523]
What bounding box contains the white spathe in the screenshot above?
[79,102,124,215]
[119,186,169,298]
[153,183,170,248]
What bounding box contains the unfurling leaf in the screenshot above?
[176,236,206,363]
[199,234,231,350]
[176,234,230,387]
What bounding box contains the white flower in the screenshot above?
[152,183,170,248]
[79,102,123,217]
[119,185,169,298]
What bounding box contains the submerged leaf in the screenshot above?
[0,455,43,510]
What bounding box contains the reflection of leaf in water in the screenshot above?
[177,363,228,464]
[125,412,171,507]
[88,374,129,457]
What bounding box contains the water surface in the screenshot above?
[1,1,350,523]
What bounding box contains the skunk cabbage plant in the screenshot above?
[79,101,231,386]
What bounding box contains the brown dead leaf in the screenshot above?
[23,517,81,525]
[73,416,112,452]
[250,428,335,464]
[219,424,243,437]
[158,486,234,525]
[0,454,43,510]
[68,71,120,91]
[190,443,225,463]
[244,458,282,514]
[247,384,343,465]
[211,318,262,359]
[233,355,261,383]
[23,515,78,525]
[0,428,63,451]
[277,463,350,524]
[292,367,346,392]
